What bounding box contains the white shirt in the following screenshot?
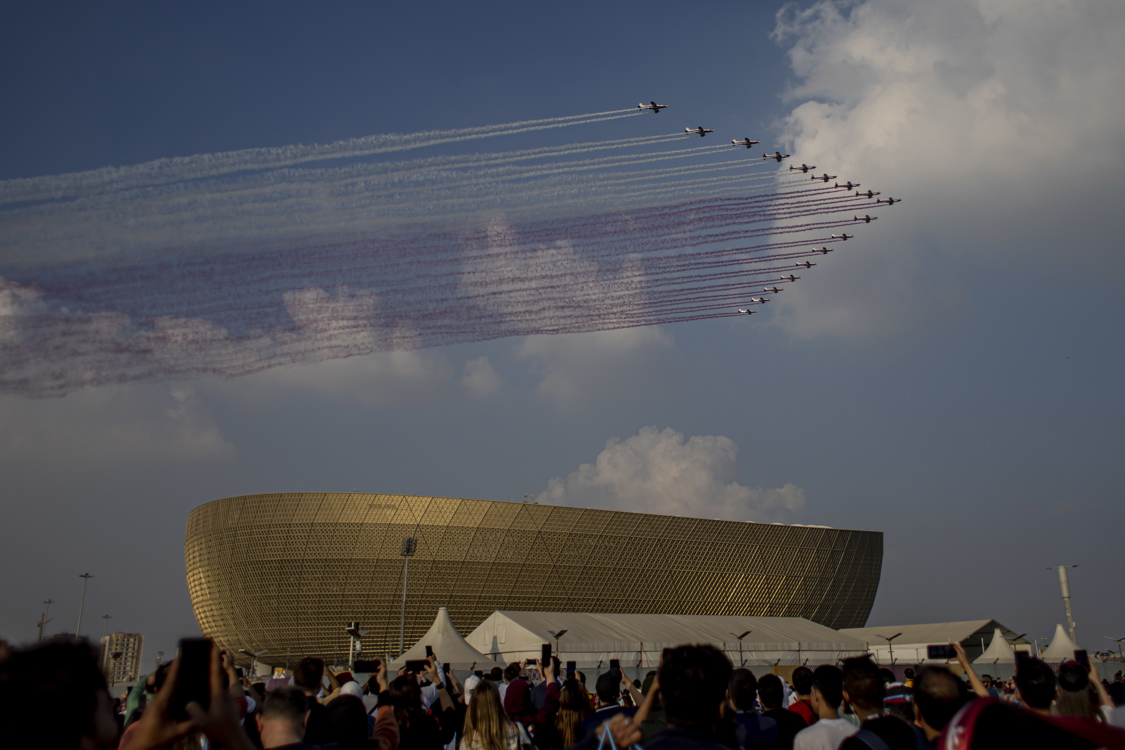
[793,717,859,750]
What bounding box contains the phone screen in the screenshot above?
[1015,651,1031,673]
[443,662,451,674]
[169,638,212,721]
[610,658,620,672]
[1075,649,1090,670]
[541,643,552,664]
[927,644,957,660]
[566,660,576,678]
[425,645,434,658]
[405,659,430,673]
[526,658,537,665]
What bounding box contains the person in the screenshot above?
[758,674,810,750]
[723,667,778,750]
[1013,656,1056,715]
[1056,662,1100,721]
[255,686,314,749]
[0,640,120,750]
[787,667,816,727]
[389,672,444,749]
[911,666,966,750]
[838,656,916,750]
[500,662,520,703]
[553,678,594,747]
[793,665,857,750]
[579,669,637,735]
[460,678,532,750]
[292,656,332,744]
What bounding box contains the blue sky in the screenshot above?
[2,0,1124,663]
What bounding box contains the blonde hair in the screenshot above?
[462,679,514,750]
[555,679,593,746]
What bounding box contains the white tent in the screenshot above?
[973,628,1022,665]
[390,607,500,671]
[840,620,1029,665]
[465,611,869,670]
[1040,624,1079,663]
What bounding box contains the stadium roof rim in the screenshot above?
[196,492,877,534]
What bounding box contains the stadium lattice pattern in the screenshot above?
[185,493,882,665]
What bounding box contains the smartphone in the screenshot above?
[235,667,245,679]
[353,659,381,672]
[610,658,620,672]
[425,645,434,658]
[404,659,430,673]
[443,662,451,674]
[1015,651,1031,673]
[542,643,552,664]
[927,644,957,660]
[1075,649,1090,670]
[566,660,576,679]
[168,638,212,721]
[474,670,484,678]
[526,658,537,665]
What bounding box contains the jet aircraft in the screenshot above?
[834,181,860,191]
[853,214,877,223]
[763,151,791,162]
[685,126,714,137]
[779,275,800,282]
[731,137,760,148]
[638,101,667,113]
[789,163,816,173]
[796,261,817,268]
[856,189,880,199]
[814,246,834,254]
[763,286,783,294]
[737,308,757,315]
[750,297,771,303]
[876,196,902,206]
[830,233,854,240]
[812,173,837,183]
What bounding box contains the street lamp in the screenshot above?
[155,651,164,672]
[548,629,568,662]
[345,623,370,668]
[1003,632,1027,656]
[1106,636,1125,655]
[239,647,269,677]
[38,599,55,642]
[874,633,903,665]
[75,573,94,641]
[101,614,113,640]
[399,537,417,658]
[729,631,752,667]
[1048,565,1079,643]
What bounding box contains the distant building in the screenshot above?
[100,632,144,685]
[839,620,1030,664]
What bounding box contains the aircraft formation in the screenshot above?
[0,100,901,396]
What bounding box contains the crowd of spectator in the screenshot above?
[1,635,1124,749]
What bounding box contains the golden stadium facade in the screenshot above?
[185,493,882,664]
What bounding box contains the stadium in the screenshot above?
[185,493,882,665]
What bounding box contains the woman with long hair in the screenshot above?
[389,674,444,749]
[554,679,594,748]
[460,678,531,750]
[1055,663,1100,721]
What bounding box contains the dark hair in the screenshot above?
[577,670,587,686]
[913,666,964,733]
[1014,657,1056,710]
[261,685,310,724]
[504,662,521,682]
[659,645,732,728]
[0,641,111,748]
[812,665,844,709]
[878,668,895,685]
[595,671,621,704]
[147,661,172,694]
[757,674,784,710]
[791,666,814,696]
[294,657,325,691]
[904,668,915,680]
[1107,683,1125,708]
[1055,663,1097,720]
[842,656,885,708]
[727,668,757,711]
[323,694,369,748]
[489,666,504,681]
[389,674,424,732]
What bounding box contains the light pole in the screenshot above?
[38,599,55,642]
[548,629,568,663]
[399,537,417,658]
[346,623,369,669]
[155,651,164,672]
[875,633,903,665]
[239,647,268,677]
[1106,636,1125,655]
[75,573,94,641]
[101,614,112,639]
[1048,565,1079,643]
[730,631,751,667]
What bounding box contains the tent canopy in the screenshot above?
[390,607,500,671]
[1040,624,1079,663]
[840,619,1029,664]
[465,611,868,668]
[973,628,1028,664]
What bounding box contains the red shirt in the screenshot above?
[788,698,816,726]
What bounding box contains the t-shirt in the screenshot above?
[838,716,918,750]
[788,699,816,727]
[763,707,812,750]
[793,717,858,750]
[732,710,778,750]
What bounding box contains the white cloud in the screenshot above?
[0,385,234,466]
[517,326,677,411]
[538,426,806,522]
[766,0,1125,339]
[461,356,502,397]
